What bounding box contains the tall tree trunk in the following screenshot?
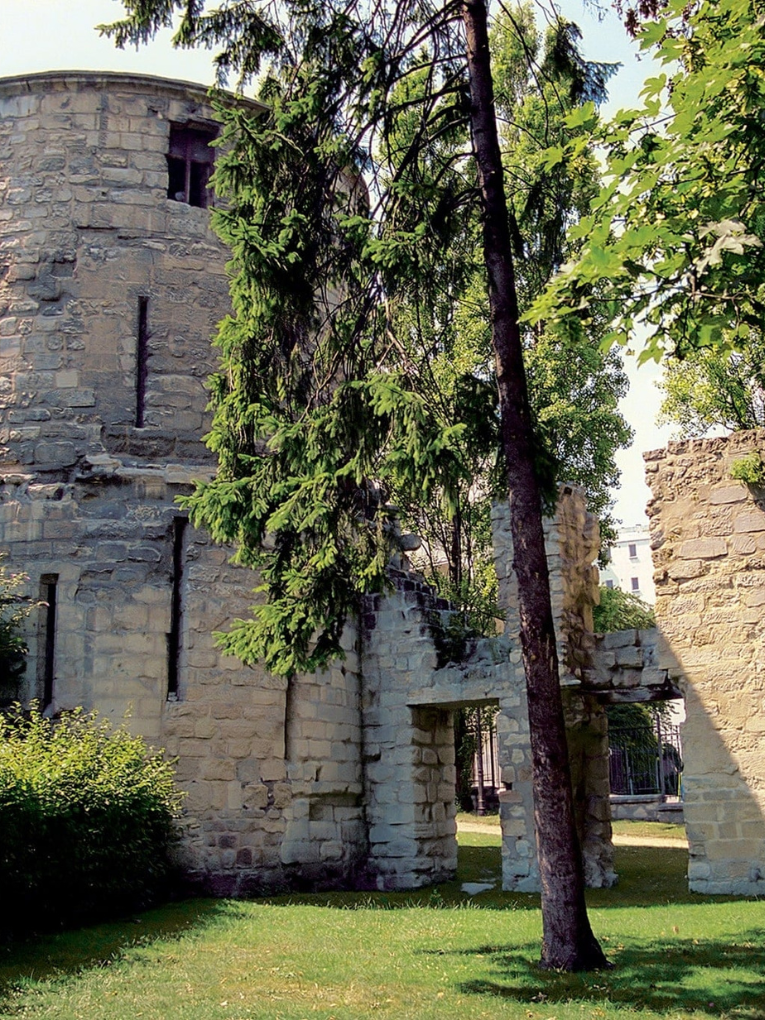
[461,0,610,971]
[449,504,463,590]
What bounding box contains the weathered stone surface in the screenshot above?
[647,430,765,895]
[5,71,762,903]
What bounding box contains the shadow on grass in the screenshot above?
[262,844,705,912]
[446,931,765,1018]
[1,841,754,1012]
[0,898,227,998]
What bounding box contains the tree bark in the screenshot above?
[460,0,610,971]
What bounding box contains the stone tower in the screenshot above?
[0,70,667,898]
[0,72,383,892]
[0,71,249,720]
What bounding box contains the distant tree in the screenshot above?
[393,8,629,626]
[657,336,765,438]
[593,584,655,633]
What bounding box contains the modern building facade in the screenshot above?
[600,523,656,603]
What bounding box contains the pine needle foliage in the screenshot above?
[104,1,630,674]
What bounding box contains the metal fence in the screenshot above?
[465,710,684,812]
[469,707,500,814]
[609,718,683,797]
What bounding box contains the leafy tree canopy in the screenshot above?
[528,0,765,366]
[391,8,630,628]
[593,583,655,633]
[657,334,765,437]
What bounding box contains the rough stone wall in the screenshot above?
[0,71,240,730]
[647,431,765,894]
[0,70,624,899]
[492,489,615,891]
[586,627,682,704]
[0,72,248,472]
[361,572,458,890]
[0,72,367,896]
[493,485,601,684]
[564,692,615,888]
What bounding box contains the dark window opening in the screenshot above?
[135,296,149,428]
[631,576,640,591]
[167,124,216,208]
[167,517,187,699]
[628,542,638,558]
[605,579,614,589]
[39,574,58,709]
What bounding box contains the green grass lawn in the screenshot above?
[1,830,762,1020]
[611,819,687,840]
[457,811,687,842]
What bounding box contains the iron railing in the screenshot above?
[609,719,683,797]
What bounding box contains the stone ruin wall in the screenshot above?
[0,70,620,897]
[492,494,614,891]
[647,431,765,895]
[9,70,765,902]
[0,70,232,735]
[0,71,367,894]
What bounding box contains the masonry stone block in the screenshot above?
[7,71,761,903]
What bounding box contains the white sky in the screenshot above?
[0,0,673,526]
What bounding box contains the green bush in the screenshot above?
[0,705,184,932]
[730,452,765,487]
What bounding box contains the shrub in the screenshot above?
[0,704,184,932]
[730,452,765,487]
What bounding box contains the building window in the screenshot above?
[628,543,638,558]
[605,579,614,589]
[167,124,216,208]
[167,516,187,699]
[631,576,640,591]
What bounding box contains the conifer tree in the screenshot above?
[104,0,610,969]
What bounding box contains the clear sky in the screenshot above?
[0,0,674,527]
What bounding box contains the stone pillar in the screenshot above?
[564,691,615,888]
[497,685,537,891]
[492,485,612,890]
[647,432,765,894]
[362,582,458,890]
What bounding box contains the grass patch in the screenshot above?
[611,819,686,840]
[457,811,500,827]
[0,832,762,1020]
[457,813,687,843]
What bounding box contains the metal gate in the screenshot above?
[609,717,683,796]
[469,707,500,814]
